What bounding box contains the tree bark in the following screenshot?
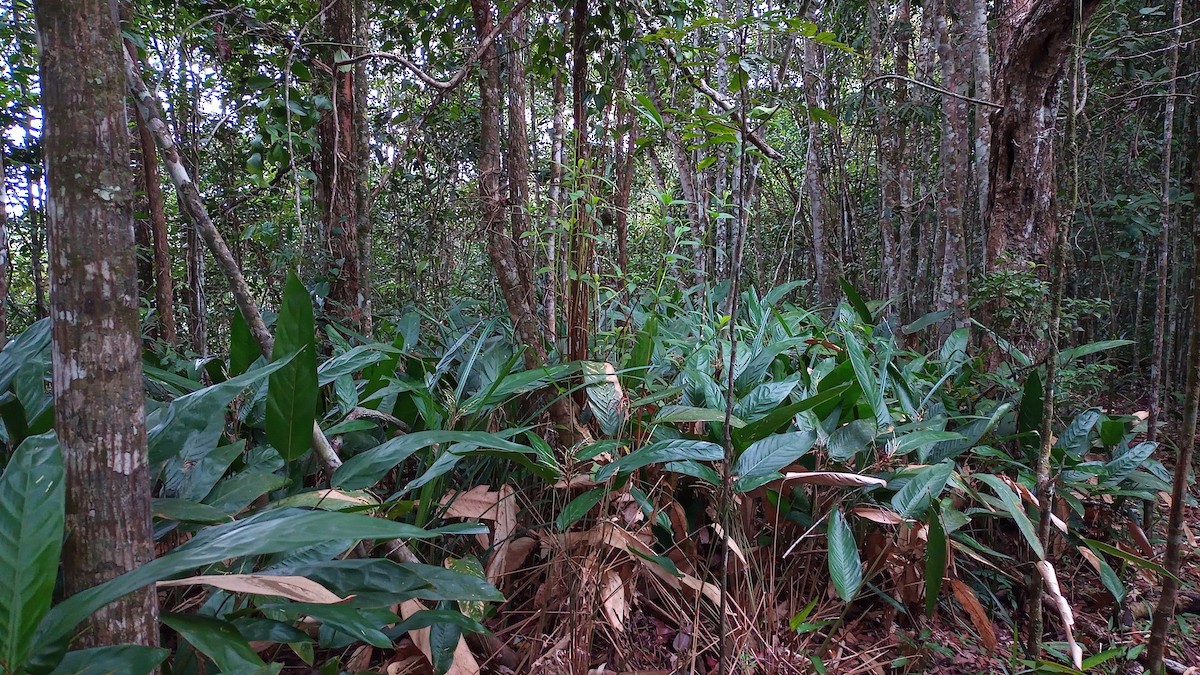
[546,70,566,346]
[986,0,1101,274]
[802,32,835,306]
[935,0,970,335]
[126,43,177,348]
[320,0,366,333]
[35,0,159,647]
[566,0,593,369]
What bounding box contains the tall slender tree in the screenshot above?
[34,0,158,647]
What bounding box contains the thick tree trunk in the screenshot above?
[320,0,366,332]
[35,0,159,647]
[566,0,592,366]
[986,0,1100,274]
[506,6,538,322]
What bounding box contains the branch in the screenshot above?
[864,74,1004,110]
[124,50,343,474]
[635,6,783,161]
[335,0,533,93]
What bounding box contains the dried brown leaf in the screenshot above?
[157,574,346,604]
[949,578,997,652]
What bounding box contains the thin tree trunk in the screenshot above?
[802,32,835,306]
[545,71,566,346]
[36,0,159,647]
[28,166,46,319]
[935,0,970,335]
[1145,24,1195,670]
[506,5,538,325]
[0,150,8,341]
[566,0,592,366]
[127,45,177,347]
[1145,0,1182,466]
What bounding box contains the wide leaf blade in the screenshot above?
[266,271,319,462]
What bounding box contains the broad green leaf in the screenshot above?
[925,509,946,618]
[34,509,486,651]
[149,358,291,468]
[583,361,626,436]
[48,646,168,675]
[973,474,1044,560]
[1055,408,1101,458]
[389,609,488,637]
[266,271,319,462]
[1018,370,1043,446]
[828,419,876,463]
[291,559,504,604]
[161,613,270,673]
[733,337,809,393]
[733,381,797,423]
[0,319,50,394]
[921,404,1011,464]
[333,430,530,490]
[732,383,851,449]
[892,430,964,457]
[0,433,64,674]
[446,556,488,622]
[733,431,816,490]
[318,345,395,386]
[891,461,953,520]
[151,498,233,525]
[430,621,461,674]
[229,310,259,378]
[1058,339,1134,364]
[1081,542,1126,603]
[663,460,722,485]
[844,330,891,428]
[827,510,862,601]
[265,602,395,648]
[653,404,745,428]
[622,316,657,391]
[1102,441,1156,486]
[940,328,970,376]
[1082,538,1179,582]
[556,488,605,531]
[595,439,724,481]
[838,278,872,324]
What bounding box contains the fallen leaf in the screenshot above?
[600,570,628,631]
[157,574,346,604]
[851,505,905,525]
[949,578,997,652]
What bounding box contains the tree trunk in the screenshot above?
[986,0,1100,274]
[1145,0,1183,465]
[320,0,366,332]
[354,0,373,337]
[127,43,177,348]
[28,166,47,319]
[935,0,970,335]
[566,0,592,366]
[506,5,538,325]
[35,0,159,647]
[545,71,566,346]
[802,33,835,306]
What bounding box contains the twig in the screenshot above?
[864,74,1004,109]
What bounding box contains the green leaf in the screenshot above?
[318,345,394,386]
[1058,339,1134,364]
[556,488,605,531]
[151,498,233,525]
[0,433,64,674]
[266,271,318,462]
[1055,408,1101,457]
[921,404,1011,464]
[827,420,876,463]
[838,278,872,324]
[1103,441,1156,486]
[733,381,797,422]
[653,404,745,428]
[161,613,270,673]
[333,430,531,490]
[0,319,50,394]
[732,383,851,449]
[390,609,488,637]
[663,460,722,484]
[925,509,946,618]
[149,359,290,468]
[892,430,964,457]
[229,310,259,378]
[1081,541,1126,603]
[973,474,1044,559]
[844,329,891,428]
[1018,370,1043,445]
[827,510,862,601]
[291,559,504,604]
[48,646,168,675]
[1082,538,1179,583]
[595,439,724,481]
[891,461,953,520]
[34,510,486,652]
[733,431,817,490]
[622,317,657,391]
[430,621,461,674]
[583,361,626,436]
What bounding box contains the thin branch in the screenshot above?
[864,74,1004,109]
